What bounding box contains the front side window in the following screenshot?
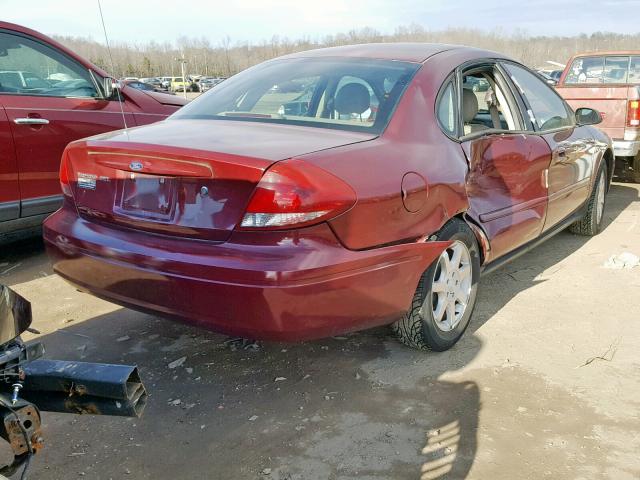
[504,62,573,131]
[0,32,97,98]
[172,58,419,134]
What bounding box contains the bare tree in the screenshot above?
[52,26,640,79]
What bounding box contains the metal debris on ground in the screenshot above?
[224,337,261,351]
[579,338,620,368]
[0,263,20,276]
[167,356,187,369]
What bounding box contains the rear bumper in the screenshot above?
[43,207,447,341]
[613,139,640,158]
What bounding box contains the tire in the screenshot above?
[392,219,481,352]
[630,155,640,183]
[570,163,608,236]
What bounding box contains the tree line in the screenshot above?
[52,24,640,78]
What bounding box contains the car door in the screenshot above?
[455,62,553,261]
[502,62,596,231]
[0,103,20,224]
[0,29,135,218]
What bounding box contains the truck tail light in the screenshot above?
[239,159,356,230]
[59,152,73,198]
[627,100,640,127]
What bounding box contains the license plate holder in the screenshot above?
[118,174,176,220]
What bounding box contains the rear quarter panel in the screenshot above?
[299,57,473,251]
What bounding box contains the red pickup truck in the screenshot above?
[555,51,640,182]
[0,22,187,242]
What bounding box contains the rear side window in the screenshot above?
[504,62,573,131]
[437,81,456,135]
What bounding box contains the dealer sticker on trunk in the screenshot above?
[77,172,97,190]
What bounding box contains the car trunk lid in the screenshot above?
[64,120,375,242]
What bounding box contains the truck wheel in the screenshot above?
[392,219,480,352]
[570,163,607,236]
[631,155,640,183]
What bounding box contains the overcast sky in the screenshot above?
[2,0,639,45]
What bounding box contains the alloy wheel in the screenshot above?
[596,172,606,225]
[426,240,473,332]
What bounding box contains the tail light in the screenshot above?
[59,152,73,198]
[627,100,640,127]
[239,159,356,230]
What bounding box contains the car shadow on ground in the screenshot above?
[0,235,51,285]
[15,183,640,479]
[468,183,638,336]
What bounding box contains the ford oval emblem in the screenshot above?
[129,161,143,171]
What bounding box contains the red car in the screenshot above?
[0,21,187,242]
[44,44,612,351]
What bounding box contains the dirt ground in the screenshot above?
[0,183,639,479]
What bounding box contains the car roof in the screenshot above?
[278,43,501,63]
[572,51,640,57]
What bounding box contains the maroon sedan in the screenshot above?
[44,44,612,351]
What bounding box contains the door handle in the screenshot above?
[14,118,49,125]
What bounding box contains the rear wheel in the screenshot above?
[393,219,480,351]
[615,155,640,183]
[630,155,640,183]
[570,163,607,236]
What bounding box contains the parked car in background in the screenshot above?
[123,79,175,95]
[170,77,198,92]
[45,43,612,351]
[548,69,563,81]
[462,76,489,91]
[536,70,558,86]
[199,77,224,92]
[159,76,173,90]
[556,51,640,182]
[139,77,163,89]
[0,21,188,242]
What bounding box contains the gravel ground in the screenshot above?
[0,182,638,479]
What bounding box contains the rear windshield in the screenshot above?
[170,57,419,134]
[564,55,640,84]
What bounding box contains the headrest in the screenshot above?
[335,83,371,115]
[462,88,479,123]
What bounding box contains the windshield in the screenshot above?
[171,57,420,134]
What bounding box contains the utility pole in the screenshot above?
[175,55,187,99]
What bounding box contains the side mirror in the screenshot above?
[575,107,602,126]
[102,76,121,100]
